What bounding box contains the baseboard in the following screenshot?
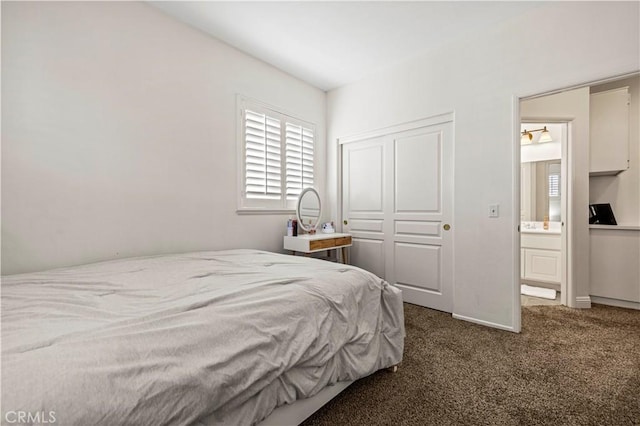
[590,296,640,310]
[452,313,517,332]
[575,296,592,309]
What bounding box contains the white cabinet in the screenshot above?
[524,249,561,283]
[589,87,630,176]
[521,232,561,285]
[589,227,640,306]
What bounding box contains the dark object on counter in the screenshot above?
[589,203,617,225]
[292,219,298,236]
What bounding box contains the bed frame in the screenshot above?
[258,380,354,426]
[258,365,398,425]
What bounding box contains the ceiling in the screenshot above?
[150,1,543,91]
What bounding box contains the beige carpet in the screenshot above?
[303,303,640,426]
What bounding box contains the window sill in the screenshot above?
[236,208,296,215]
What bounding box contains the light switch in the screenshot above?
[489,204,499,218]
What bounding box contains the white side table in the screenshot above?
[283,233,352,264]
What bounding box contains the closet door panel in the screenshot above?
[391,124,453,312]
[394,242,441,292]
[345,143,384,213]
[395,132,441,213]
[342,138,386,276]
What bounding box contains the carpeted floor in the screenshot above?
[302,303,640,426]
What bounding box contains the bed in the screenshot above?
[1,249,404,425]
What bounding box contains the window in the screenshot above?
[548,173,560,198]
[238,97,315,212]
[547,162,561,199]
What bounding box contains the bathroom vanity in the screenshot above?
[521,222,562,288]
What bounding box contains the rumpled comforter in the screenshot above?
[1,249,404,425]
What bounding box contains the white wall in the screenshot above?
[590,75,640,226]
[1,2,326,274]
[327,2,639,330]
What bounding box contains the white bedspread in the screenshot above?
[1,250,404,425]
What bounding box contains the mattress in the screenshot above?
[1,249,404,425]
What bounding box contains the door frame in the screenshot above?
[518,119,571,307]
[512,71,639,330]
[514,97,577,331]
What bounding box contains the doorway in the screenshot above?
[519,121,568,307]
[517,86,592,316]
[515,72,638,321]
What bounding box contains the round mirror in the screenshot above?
[296,187,322,233]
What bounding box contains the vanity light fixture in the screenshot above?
[521,126,553,144]
[538,126,553,143]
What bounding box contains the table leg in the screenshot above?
[341,247,349,264]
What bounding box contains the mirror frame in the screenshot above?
[296,187,322,233]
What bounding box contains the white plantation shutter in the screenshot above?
[285,123,314,200]
[244,110,282,199]
[548,173,560,198]
[238,96,315,211]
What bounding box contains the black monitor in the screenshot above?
[589,203,617,225]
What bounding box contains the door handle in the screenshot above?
[343,220,348,225]
[443,224,451,231]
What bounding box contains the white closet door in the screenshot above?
[389,123,453,312]
[341,137,387,279]
[341,120,453,313]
